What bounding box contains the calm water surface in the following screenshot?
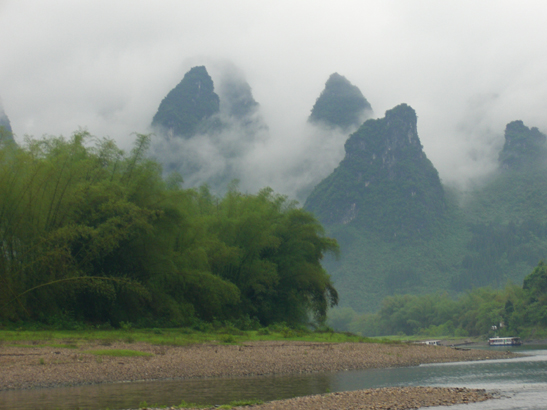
[1,345,546,410]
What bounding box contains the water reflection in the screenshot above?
[0,373,335,410]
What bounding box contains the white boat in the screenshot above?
[421,340,441,346]
[488,337,522,346]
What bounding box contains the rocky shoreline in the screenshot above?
[169,387,495,410]
[0,341,515,409]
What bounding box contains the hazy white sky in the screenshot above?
[2,0,547,190]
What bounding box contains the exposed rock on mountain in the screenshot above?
[498,120,546,171]
[308,73,372,131]
[306,104,445,240]
[151,66,220,138]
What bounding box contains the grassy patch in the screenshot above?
[0,326,387,347]
[85,349,153,357]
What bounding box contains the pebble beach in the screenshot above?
[0,340,515,409]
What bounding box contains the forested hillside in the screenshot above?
[306,104,446,239]
[453,121,547,290]
[0,132,338,328]
[307,107,547,313]
[306,104,467,312]
[331,260,547,339]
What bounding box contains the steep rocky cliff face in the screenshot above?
[306,104,445,240]
[308,73,372,131]
[151,66,220,138]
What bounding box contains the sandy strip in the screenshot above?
[0,340,514,392]
[157,387,494,410]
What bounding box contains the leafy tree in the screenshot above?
[0,132,338,327]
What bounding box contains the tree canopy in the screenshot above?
[0,132,338,328]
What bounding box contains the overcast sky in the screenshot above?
[2,0,547,192]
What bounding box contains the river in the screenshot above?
[0,345,545,410]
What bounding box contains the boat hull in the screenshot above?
[488,337,522,346]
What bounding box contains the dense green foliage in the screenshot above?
[330,260,547,339]
[151,66,220,137]
[308,73,372,130]
[0,132,338,327]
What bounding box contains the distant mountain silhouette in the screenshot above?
[152,66,220,138]
[308,73,372,131]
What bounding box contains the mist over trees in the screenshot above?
[0,132,338,327]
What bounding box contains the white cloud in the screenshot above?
[2,0,547,194]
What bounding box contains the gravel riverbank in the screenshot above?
[0,340,514,392]
[167,387,494,410]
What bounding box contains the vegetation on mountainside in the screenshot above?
[306,104,446,241]
[308,73,372,130]
[306,109,547,313]
[452,124,547,291]
[329,260,547,339]
[151,66,220,137]
[0,132,338,328]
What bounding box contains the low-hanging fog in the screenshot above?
[2,1,547,199]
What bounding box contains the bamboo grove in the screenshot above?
[0,132,339,327]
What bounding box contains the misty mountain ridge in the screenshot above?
[147,67,547,314]
[150,65,270,193]
[308,73,373,131]
[150,67,372,201]
[151,66,220,138]
[498,120,547,171]
[305,106,547,312]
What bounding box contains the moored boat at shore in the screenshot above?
[488,337,522,346]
